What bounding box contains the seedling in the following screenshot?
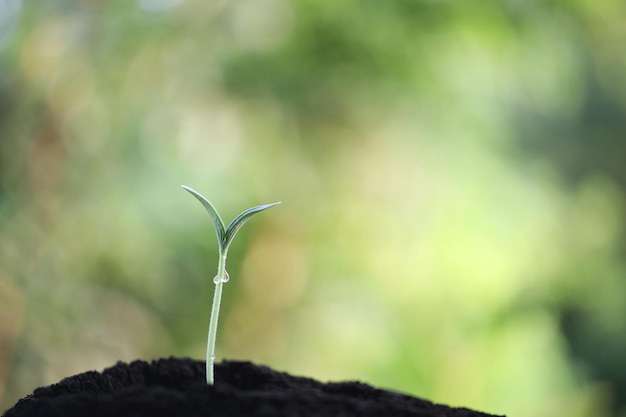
[182,185,281,385]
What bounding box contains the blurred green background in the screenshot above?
[1,1,626,416]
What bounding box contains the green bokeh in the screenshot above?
[1,1,626,416]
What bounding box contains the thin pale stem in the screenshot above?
[206,251,227,384]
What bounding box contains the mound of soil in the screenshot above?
[3,357,503,417]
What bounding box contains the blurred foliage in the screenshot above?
[1,0,626,416]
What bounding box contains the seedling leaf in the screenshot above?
[223,202,281,251]
[181,185,226,248]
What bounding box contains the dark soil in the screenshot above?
[3,357,504,417]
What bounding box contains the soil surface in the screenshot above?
[3,357,504,417]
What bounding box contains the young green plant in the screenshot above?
[182,185,280,385]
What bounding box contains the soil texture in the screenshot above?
[3,357,504,417]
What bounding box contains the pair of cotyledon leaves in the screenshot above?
[182,185,281,256]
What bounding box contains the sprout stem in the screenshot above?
[206,251,227,384]
[182,185,280,385]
